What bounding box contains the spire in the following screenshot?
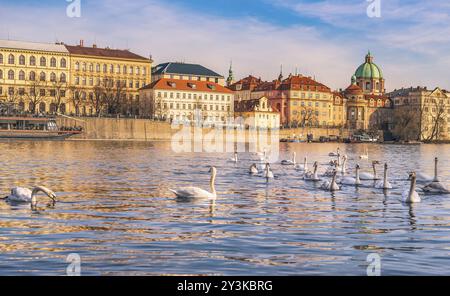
[226,60,234,86]
[366,50,373,63]
[278,64,283,81]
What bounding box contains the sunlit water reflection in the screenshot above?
[0,141,449,275]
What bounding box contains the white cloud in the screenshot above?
[0,0,449,90]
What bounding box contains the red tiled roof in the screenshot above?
[141,78,233,94]
[253,75,331,93]
[228,75,264,91]
[65,45,150,61]
[345,84,364,95]
[234,98,278,113]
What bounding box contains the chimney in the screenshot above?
[79,39,84,47]
[93,44,97,48]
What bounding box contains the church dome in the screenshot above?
[355,51,383,79]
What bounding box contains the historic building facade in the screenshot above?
[66,41,152,116]
[139,78,234,123]
[0,39,70,114]
[342,52,392,130]
[234,96,280,129]
[389,87,450,141]
[0,39,152,116]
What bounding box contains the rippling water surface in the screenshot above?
[0,141,450,275]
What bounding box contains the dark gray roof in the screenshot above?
[152,62,223,78]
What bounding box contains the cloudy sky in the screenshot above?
[0,0,449,91]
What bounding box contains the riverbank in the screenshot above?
[57,117,348,142]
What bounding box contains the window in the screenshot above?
[123,65,127,74]
[0,54,3,64]
[19,55,25,65]
[61,58,67,68]
[110,64,114,73]
[50,72,56,82]
[117,65,121,74]
[40,72,46,81]
[40,89,46,96]
[96,64,100,72]
[82,63,86,71]
[8,70,14,80]
[136,67,140,75]
[60,73,66,82]
[50,57,57,67]
[40,57,46,66]
[19,70,25,80]
[29,71,36,81]
[103,64,107,73]
[75,62,80,71]
[89,64,93,72]
[8,54,15,64]
[0,70,2,79]
[30,56,36,66]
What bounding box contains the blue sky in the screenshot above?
[1,0,449,90]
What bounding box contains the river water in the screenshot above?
[0,141,449,275]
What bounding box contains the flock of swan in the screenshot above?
[169,148,450,204]
[1,147,448,209]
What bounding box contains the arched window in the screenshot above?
[123,65,127,74]
[40,72,46,81]
[50,57,57,67]
[8,70,14,80]
[50,72,56,82]
[129,67,133,74]
[40,57,46,66]
[136,67,140,75]
[60,58,67,68]
[96,64,100,72]
[19,70,25,80]
[75,62,80,71]
[60,103,66,114]
[30,56,36,66]
[29,71,36,81]
[143,67,146,75]
[18,101,25,111]
[0,54,3,64]
[89,63,93,72]
[8,54,15,64]
[110,64,114,73]
[103,64,107,73]
[19,55,25,65]
[82,63,86,71]
[0,70,2,79]
[60,73,66,82]
[50,103,57,114]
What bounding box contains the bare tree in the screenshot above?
[392,105,421,141]
[50,80,68,114]
[91,85,106,116]
[68,85,83,116]
[422,99,447,141]
[25,79,47,114]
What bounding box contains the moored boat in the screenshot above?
[0,117,82,140]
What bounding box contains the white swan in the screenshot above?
[170,167,217,199]
[422,158,449,193]
[403,172,421,203]
[359,147,369,160]
[295,156,308,172]
[2,186,57,208]
[340,155,348,175]
[304,162,321,182]
[320,170,340,191]
[324,160,339,177]
[281,152,296,165]
[263,163,274,179]
[229,152,238,163]
[249,164,259,175]
[374,163,393,189]
[359,161,380,180]
[328,148,340,157]
[339,164,361,186]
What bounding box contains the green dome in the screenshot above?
[355,52,383,79]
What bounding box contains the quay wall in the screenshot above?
[56,117,348,141]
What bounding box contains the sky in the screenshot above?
[0,0,449,91]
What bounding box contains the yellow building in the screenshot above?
[0,39,70,114]
[389,87,450,141]
[0,39,152,116]
[66,41,152,116]
[139,78,234,123]
[234,96,280,129]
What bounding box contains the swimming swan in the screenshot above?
[320,170,340,191]
[422,158,450,193]
[2,186,57,208]
[402,172,421,203]
[359,161,380,180]
[170,167,217,199]
[263,163,274,179]
[281,152,296,165]
[295,156,308,172]
[304,161,321,181]
[339,164,361,186]
[329,148,340,157]
[374,163,393,189]
[249,164,259,175]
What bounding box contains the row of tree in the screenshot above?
[0,78,141,117]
